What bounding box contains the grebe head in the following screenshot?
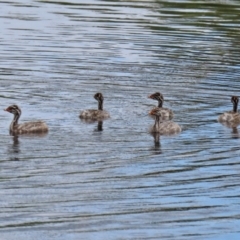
[148,92,164,107]
[94,92,104,102]
[231,96,239,105]
[4,105,21,115]
[148,92,164,101]
[94,92,104,111]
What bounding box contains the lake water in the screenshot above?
[0,0,240,239]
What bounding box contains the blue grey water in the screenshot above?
[0,0,240,239]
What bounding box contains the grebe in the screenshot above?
[79,92,110,120]
[4,105,48,135]
[218,96,240,126]
[149,108,181,135]
[148,92,173,120]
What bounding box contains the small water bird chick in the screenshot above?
[149,108,181,135]
[218,96,240,126]
[79,92,110,120]
[148,92,173,120]
[4,105,48,135]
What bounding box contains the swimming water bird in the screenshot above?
[4,105,48,135]
[148,92,173,120]
[79,92,110,120]
[218,96,240,126]
[149,108,181,135]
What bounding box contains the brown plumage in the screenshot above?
[4,105,48,135]
[218,96,240,127]
[149,108,181,135]
[148,92,173,120]
[79,92,110,120]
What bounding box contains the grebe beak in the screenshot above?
[149,110,154,115]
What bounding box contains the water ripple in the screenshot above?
[1,0,240,239]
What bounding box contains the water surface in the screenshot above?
[0,0,240,239]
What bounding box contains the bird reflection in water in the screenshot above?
[150,132,162,154]
[96,121,103,132]
[8,136,20,161]
[231,127,240,139]
[8,132,48,161]
[219,121,240,139]
[80,119,105,132]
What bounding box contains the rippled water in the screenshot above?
[1,0,240,239]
